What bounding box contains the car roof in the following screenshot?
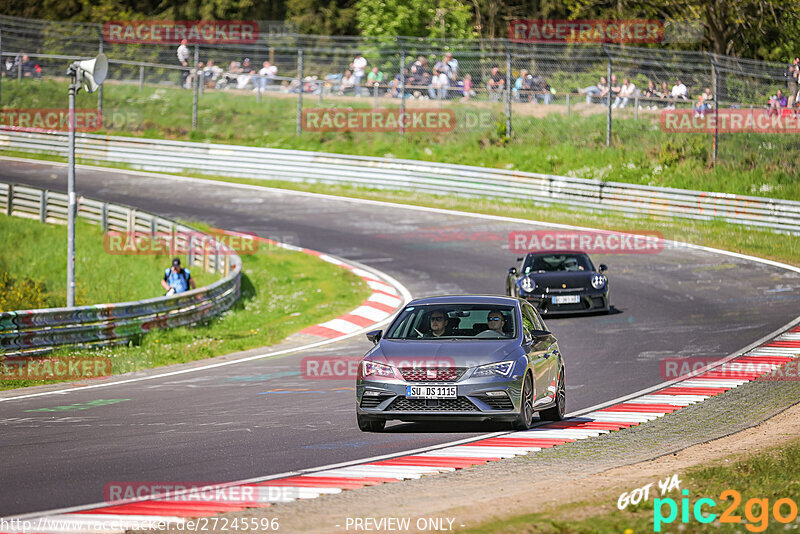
[525,250,587,256]
[406,295,519,306]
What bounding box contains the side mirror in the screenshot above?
[599,264,608,272]
[517,257,524,261]
[530,329,551,339]
[366,330,382,344]
[508,267,517,275]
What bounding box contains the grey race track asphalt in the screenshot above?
[1,159,799,517]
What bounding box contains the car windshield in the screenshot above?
[523,253,593,273]
[385,304,517,340]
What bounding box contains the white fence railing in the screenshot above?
[2,130,800,233]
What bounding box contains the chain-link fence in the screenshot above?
[1,14,798,171]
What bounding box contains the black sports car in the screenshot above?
[506,250,609,315]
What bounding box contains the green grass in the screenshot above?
[458,439,800,534]
[3,78,800,201]
[0,213,218,309]
[0,214,372,390]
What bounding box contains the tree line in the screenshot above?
[4,0,799,61]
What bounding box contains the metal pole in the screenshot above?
[606,51,612,147]
[505,48,512,138]
[67,75,78,307]
[566,93,570,117]
[192,45,199,130]
[634,96,639,120]
[139,65,145,91]
[296,48,303,135]
[399,39,406,136]
[711,56,719,165]
[97,31,104,119]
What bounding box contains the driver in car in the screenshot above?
[428,310,451,337]
[487,310,507,335]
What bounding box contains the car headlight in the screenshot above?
[473,360,515,378]
[362,361,396,378]
[591,274,606,289]
[520,277,535,293]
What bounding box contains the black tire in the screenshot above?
[540,370,566,421]
[512,373,534,430]
[357,413,386,432]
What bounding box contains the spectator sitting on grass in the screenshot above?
[256,61,277,91]
[487,67,505,101]
[203,60,223,87]
[608,75,621,105]
[161,258,195,296]
[613,78,636,109]
[339,70,355,95]
[769,89,788,116]
[659,81,672,109]
[669,78,688,109]
[429,67,449,100]
[529,75,553,104]
[387,68,408,98]
[461,73,473,102]
[578,76,607,104]
[641,80,658,109]
[694,93,709,118]
[367,66,384,96]
[702,87,714,109]
[513,69,529,102]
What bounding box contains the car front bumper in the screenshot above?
[356,373,525,422]
[521,290,609,315]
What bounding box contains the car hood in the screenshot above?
[522,271,596,289]
[370,339,521,368]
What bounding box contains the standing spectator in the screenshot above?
[20,55,39,78]
[613,78,636,108]
[487,67,505,101]
[367,66,384,96]
[641,80,658,109]
[461,73,473,102]
[351,52,367,97]
[339,69,355,95]
[177,39,190,88]
[786,57,799,107]
[670,78,688,109]
[256,61,277,91]
[579,76,607,104]
[161,258,195,295]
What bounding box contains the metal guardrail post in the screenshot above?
[40,189,47,223]
[296,47,303,135]
[188,234,195,266]
[101,202,108,233]
[634,96,639,120]
[139,65,145,91]
[192,45,199,131]
[6,183,13,215]
[566,93,570,117]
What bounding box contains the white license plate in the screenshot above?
[552,295,581,305]
[406,385,457,399]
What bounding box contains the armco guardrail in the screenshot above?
[0,182,242,356]
[2,130,800,233]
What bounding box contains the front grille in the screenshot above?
[480,395,514,410]
[399,367,467,382]
[360,394,394,409]
[545,287,586,294]
[387,397,479,412]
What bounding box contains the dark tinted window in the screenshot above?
[385,304,517,339]
[523,253,594,274]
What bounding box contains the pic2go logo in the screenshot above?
[654,490,799,532]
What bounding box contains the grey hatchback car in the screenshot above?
[356,295,566,432]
